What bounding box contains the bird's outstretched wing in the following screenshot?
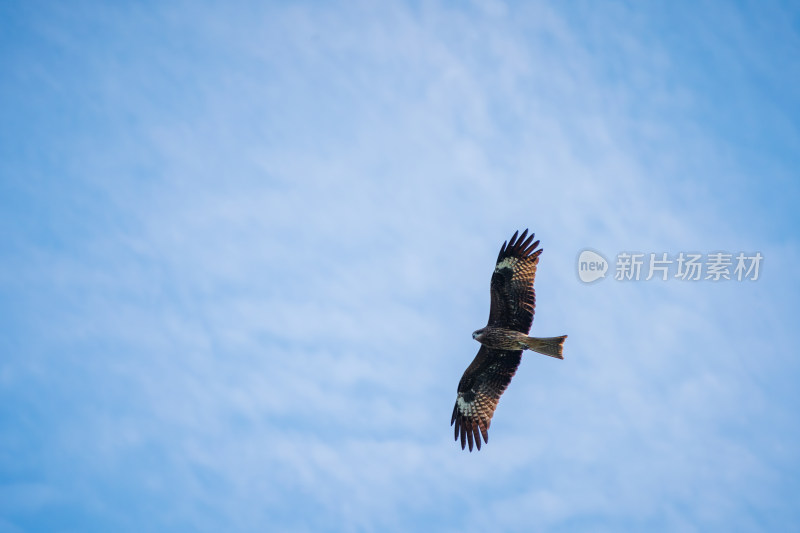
[451,345,523,451]
[487,229,541,334]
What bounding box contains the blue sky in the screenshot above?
[1,1,799,531]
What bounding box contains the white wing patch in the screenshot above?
[495,257,519,271]
[456,394,474,417]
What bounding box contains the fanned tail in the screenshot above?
[522,335,567,359]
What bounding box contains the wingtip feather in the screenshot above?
[473,425,482,450]
[522,239,541,257]
[508,230,519,248]
[520,233,535,252]
[499,229,545,261]
[517,229,528,245]
[497,240,508,262]
[453,402,493,452]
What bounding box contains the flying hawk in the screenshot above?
[451,229,567,451]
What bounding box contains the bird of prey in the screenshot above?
[451,229,567,451]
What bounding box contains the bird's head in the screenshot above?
[472,328,486,342]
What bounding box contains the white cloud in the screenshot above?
[1,1,798,531]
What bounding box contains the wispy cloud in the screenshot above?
[1,1,798,531]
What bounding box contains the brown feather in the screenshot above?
[452,230,560,451]
[487,228,541,333]
[451,345,523,452]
